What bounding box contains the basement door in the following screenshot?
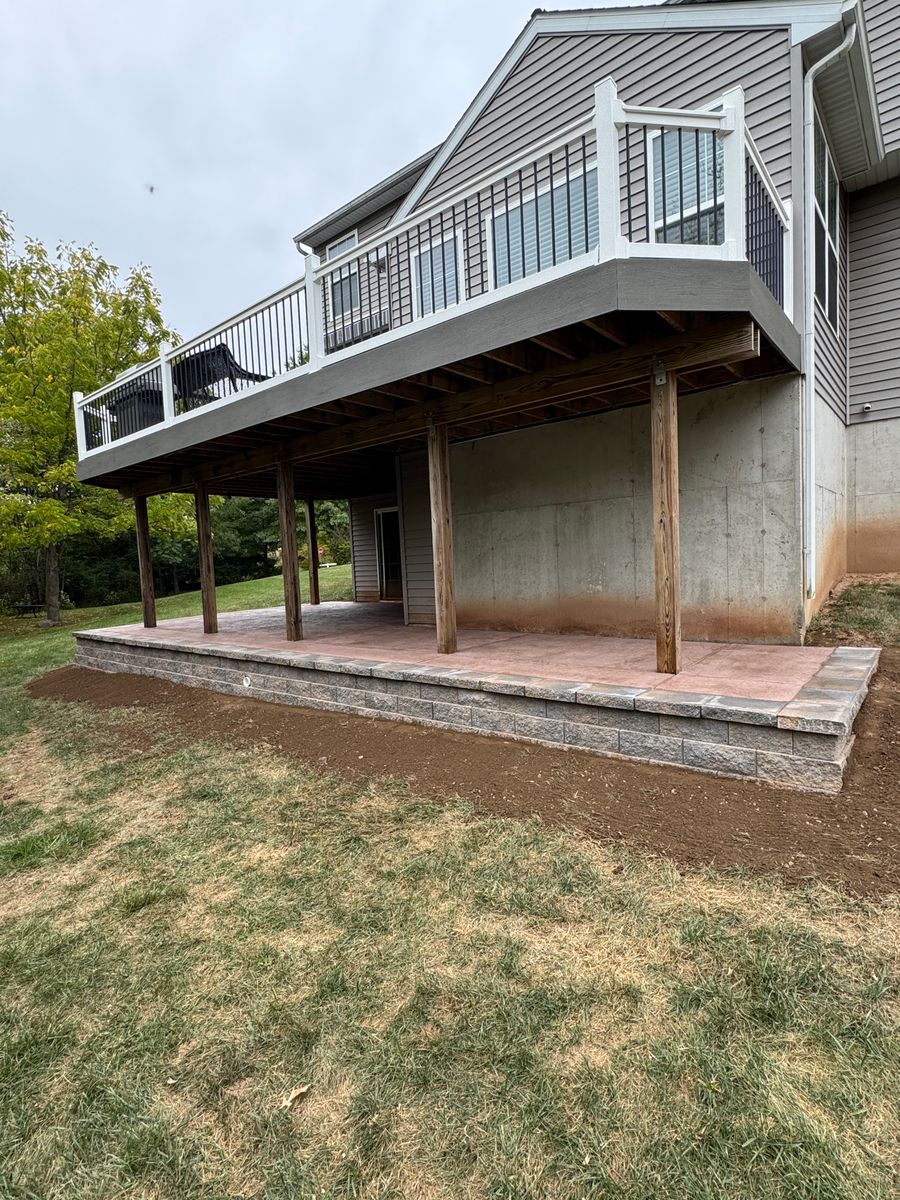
[375,507,403,601]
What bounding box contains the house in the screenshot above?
[72,0,893,790]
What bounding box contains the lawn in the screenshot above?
[808,575,900,647]
[0,575,898,1198]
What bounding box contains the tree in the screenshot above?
[0,213,171,622]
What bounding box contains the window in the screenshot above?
[491,168,599,288]
[413,235,460,317]
[329,269,359,320]
[814,119,839,330]
[326,230,360,321]
[326,230,358,260]
[650,129,724,245]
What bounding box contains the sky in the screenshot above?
[1,0,647,339]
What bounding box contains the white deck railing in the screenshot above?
[75,79,792,461]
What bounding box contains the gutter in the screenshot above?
[802,13,857,601]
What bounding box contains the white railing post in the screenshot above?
[73,392,86,458]
[782,197,794,322]
[300,248,324,370]
[720,86,746,261]
[158,341,176,424]
[593,78,628,261]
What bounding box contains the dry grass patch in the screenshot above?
[0,702,898,1199]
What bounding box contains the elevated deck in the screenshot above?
[75,603,879,793]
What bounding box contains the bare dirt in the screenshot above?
[26,649,900,897]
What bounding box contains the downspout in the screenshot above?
[802,16,857,602]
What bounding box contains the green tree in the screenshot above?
[0,213,171,622]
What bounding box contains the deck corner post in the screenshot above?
[193,481,218,635]
[303,498,321,606]
[158,341,176,424]
[650,364,682,675]
[426,418,457,654]
[134,493,156,629]
[277,460,303,640]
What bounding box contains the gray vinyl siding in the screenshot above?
[863,0,900,153]
[319,127,598,348]
[415,27,793,210]
[814,182,849,424]
[314,201,402,260]
[349,493,395,602]
[848,179,900,422]
[398,453,435,624]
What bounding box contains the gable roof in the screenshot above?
[391,1,854,222]
[293,145,438,253]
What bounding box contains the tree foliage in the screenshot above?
[0,213,171,618]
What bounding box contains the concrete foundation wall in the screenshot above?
[399,376,805,643]
[812,397,849,614]
[848,417,900,572]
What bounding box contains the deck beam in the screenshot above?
[122,318,760,499]
[277,461,303,640]
[134,494,156,629]
[650,367,682,675]
[194,482,218,635]
[426,420,457,655]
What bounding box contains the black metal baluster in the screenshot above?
[503,174,511,282]
[660,128,668,243]
[564,142,572,260]
[533,160,541,272]
[549,149,557,265]
[475,188,485,294]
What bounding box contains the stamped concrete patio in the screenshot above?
[75,602,880,792]
[91,601,837,701]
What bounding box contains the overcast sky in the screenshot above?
[1,0,646,338]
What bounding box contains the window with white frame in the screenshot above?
[491,168,599,288]
[814,119,839,331]
[413,234,460,317]
[330,270,359,320]
[650,129,725,245]
[326,231,360,321]
[326,230,358,260]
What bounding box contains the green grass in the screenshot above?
[0,565,352,749]
[808,579,900,647]
[0,571,898,1197]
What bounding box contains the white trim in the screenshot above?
[410,229,466,321]
[394,3,845,222]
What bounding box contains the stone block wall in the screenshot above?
[74,633,877,794]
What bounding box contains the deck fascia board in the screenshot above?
[76,259,800,486]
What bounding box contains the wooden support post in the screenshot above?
[134,494,156,629]
[426,419,457,654]
[304,498,320,605]
[277,460,303,640]
[650,366,682,674]
[194,482,218,635]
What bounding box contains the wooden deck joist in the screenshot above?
[120,317,761,499]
